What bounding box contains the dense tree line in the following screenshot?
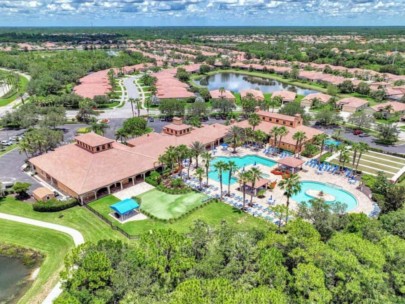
[56,210,405,304]
[0,50,149,97]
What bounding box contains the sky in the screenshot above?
[0,0,404,27]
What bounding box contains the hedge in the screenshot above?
[33,198,78,212]
[156,184,193,195]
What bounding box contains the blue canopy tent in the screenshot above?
[110,198,139,221]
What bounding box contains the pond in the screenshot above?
[0,256,31,303]
[196,72,318,96]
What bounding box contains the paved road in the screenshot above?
[0,213,84,304]
[317,126,405,154]
[0,68,31,118]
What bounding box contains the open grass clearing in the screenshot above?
[0,197,125,243]
[366,150,405,164]
[330,159,395,177]
[0,219,74,304]
[346,151,404,169]
[89,195,273,236]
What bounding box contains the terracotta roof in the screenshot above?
[240,89,264,101]
[371,101,405,112]
[277,157,305,168]
[33,187,54,199]
[164,123,192,131]
[272,91,296,102]
[255,110,298,122]
[246,178,270,188]
[76,132,114,147]
[337,97,368,108]
[210,89,235,100]
[302,93,332,104]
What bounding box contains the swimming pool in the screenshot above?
[291,181,357,211]
[209,155,277,185]
[324,139,341,147]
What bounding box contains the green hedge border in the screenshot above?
[32,198,78,212]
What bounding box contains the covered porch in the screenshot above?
[277,157,305,174]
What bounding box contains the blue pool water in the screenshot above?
[291,181,357,211]
[324,139,341,147]
[209,155,277,185]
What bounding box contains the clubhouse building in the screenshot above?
[29,112,323,203]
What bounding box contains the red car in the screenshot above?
[353,130,363,135]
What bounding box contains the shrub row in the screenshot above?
[0,243,44,268]
[145,176,159,187]
[156,184,193,195]
[33,198,78,212]
[140,198,217,223]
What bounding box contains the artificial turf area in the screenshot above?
[139,189,207,220]
[329,150,405,178]
[88,194,272,236]
[0,219,74,304]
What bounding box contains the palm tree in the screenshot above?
[225,126,243,154]
[195,167,204,189]
[238,170,252,210]
[269,126,280,148]
[90,122,109,135]
[225,161,238,196]
[162,146,177,173]
[219,87,226,99]
[214,161,227,199]
[267,96,281,112]
[278,173,301,224]
[351,142,360,168]
[202,152,213,187]
[190,141,205,168]
[248,113,261,131]
[248,167,264,205]
[175,145,189,175]
[115,128,128,143]
[277,126,289,150]
[128,98,135,117]
[134,98,142,117]
[314,133,328,161]
[338,144,350,170]
[355,143,369,171]
[292,131,307,156]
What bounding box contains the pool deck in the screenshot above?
[193,146,374,216]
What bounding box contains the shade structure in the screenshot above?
[110,198,139,216]
[221,143,228,147]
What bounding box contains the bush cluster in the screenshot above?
[33,198,78,212]
[156,184,193,195]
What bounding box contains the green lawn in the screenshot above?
[0,197,125,243]
[139,189,207,220]
[89,195,273,236]
[0,219,74,304]
[0,74,29,107]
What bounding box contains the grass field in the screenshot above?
[0,74,29,107]
[0,197,125,243]
[139,189,207,219]
[89,194,272,236]
[329,150,405,178]
[0,219,74,304]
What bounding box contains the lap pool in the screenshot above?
[209,155,276,185]
[291,181,357,211]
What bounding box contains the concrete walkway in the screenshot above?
[0,212,84,304]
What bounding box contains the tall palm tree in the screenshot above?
[270,126,280,148]
[248,113,261,131]
[225,126,243,154]
[248,167,264,205]
[128,97,135,117]
[314,133,328,161]
[238,170,252,210]
[351,143,360,168]
[338,144,350,170]
[292,131,307,156]
[225,160,238,196]
[195,167,204,189]
[355,143,369,171]
[134,98,142,117]
[277,126,289,150]
[214,160,227,199]
[202,151,213,187]
[268,96,282,112]
[278,173,301,224]
[162,146,177,173]
[190,141,205,168]
[175,145,189,175]
[115,128,128,143]
[219,86,226,99]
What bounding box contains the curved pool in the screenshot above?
[209,155,276,185]
[291,181,358,211]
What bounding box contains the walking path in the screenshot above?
[0,213,84,304]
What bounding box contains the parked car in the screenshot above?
[359,133,370,137]
[148,117,154,122]
[353,130,363,135]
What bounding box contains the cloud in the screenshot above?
[0,0,403,25]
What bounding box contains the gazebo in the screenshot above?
[277,157,305,173]
[245,178,271,196]
[110,198,139,221]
